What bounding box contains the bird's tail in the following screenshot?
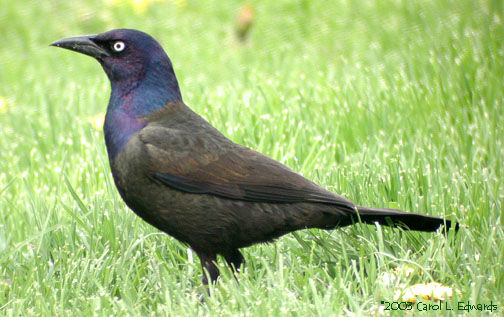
[355,206,458,232]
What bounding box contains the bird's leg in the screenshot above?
[197,252,220,286]
[224,249,245,284]
[223,249,245,273]
[196,252,220,301]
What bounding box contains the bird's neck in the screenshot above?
[104,68,182,160]
[109,62,182,115]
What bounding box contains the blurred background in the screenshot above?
[2,0,502,171]
[0,0,503,314]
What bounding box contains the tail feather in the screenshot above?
[356,206,458,232]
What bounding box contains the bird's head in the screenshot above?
[51,29,181,100]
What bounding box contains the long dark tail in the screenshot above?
[355,206,458,232]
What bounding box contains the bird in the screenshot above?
[51,29,457,288]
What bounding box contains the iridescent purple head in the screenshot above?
[51,29,182,101]
[52,29,183,159]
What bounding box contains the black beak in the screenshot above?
[50,35,110,58]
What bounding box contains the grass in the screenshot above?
[0,0,503,315]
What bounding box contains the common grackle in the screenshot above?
[51,29,457,288]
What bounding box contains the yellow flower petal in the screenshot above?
[395,282,462,303]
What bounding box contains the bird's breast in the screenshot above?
[104,109,147,161]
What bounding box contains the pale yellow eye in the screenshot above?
[113,41,125,52]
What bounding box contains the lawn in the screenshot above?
[0,0,502,315]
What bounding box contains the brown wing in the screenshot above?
[139,124,355,210]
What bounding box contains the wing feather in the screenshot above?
[139,124,355,210]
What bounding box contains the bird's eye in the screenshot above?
[113,41,126,52]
